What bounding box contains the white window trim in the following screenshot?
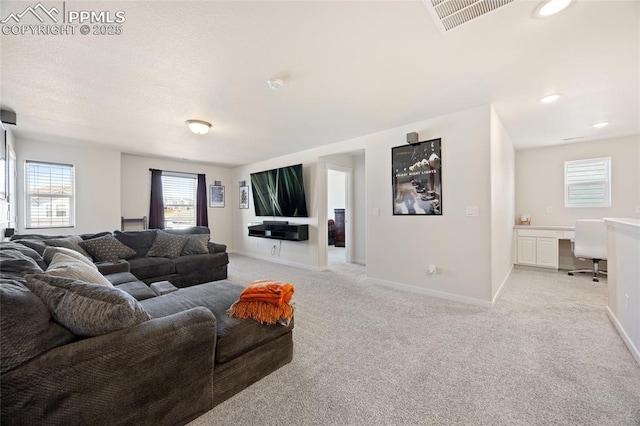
[161,171,197,229]
[564,157,611,208]
[25,160,76,229]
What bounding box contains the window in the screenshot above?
[564,157,611,208]
[25,161,75,228]
[162,173,197,229]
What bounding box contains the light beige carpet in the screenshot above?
[189,254,640,425]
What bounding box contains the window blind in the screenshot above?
[564,157,611,208]
[25,161,75,228]
[162,174,197,229]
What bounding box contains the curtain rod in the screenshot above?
[149,168,204,176]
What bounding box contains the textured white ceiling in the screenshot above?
[1,0,638,166]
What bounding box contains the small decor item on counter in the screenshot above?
[519,214,531,226]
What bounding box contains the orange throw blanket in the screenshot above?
[226,280,295,325]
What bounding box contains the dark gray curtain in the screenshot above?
[196,174,208,227]
[149,169,165,229]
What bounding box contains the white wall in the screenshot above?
[15,138,121,235]
[233,104,509,305]
[232,139,366,269]
[352,152,366,265]
[365,105,494,304]
[516,135,640,226]
[490,106,515,299]
[120,154,233,247]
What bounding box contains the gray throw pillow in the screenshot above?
[181,234,210,255]
[43,246,96,266]
[46,252,113,287]
[0,278,75,374]
[24,274,150,337]
[79,235,137,262]
[146,231,189,259]
[43,236,92,259]
[11,239,48,256]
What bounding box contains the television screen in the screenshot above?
[250,164,308,217]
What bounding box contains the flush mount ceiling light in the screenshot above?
[535,0,573,17]
[539,93,562,103]
[185,119,212,135]
[592,121,609,128]
[267,79,284,90]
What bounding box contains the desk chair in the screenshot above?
[568,219,607,282]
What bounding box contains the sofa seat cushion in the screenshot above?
[0,278,75,373]
[115,280,157,301]
[140,281,293,363]
[173,253,228,274]
[128,257,175,279]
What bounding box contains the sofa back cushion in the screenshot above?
[113,230,158,258]
[0,278,75,373]
[0,250,44,275]
[24,274,150,338]
[0,242,47,269]
[163,226,210,236]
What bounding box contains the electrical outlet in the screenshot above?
[428,264,437,275]
[546,206,553,213]
[635,206,640,214]
[466,207,479,217]
[373,207,380,217]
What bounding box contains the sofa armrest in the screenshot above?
[1,307,217,426]
[208,241,227,254]
[95,259,130,275]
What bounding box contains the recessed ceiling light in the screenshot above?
[539,93,562,103]
[592,121,609,128]
[185,119,212,135]
[535,0,573,17]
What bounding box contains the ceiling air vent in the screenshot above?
[422,0,514,33]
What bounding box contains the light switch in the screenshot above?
[466,206,479,217]
[373,208,380,217]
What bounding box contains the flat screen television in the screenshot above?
[250,164,308,217]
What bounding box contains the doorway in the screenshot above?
[327,167,348,266]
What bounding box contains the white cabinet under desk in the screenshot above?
[514,226,575,270]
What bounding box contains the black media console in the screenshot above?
[248,222,309,241]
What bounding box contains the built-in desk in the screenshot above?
[514,225,575,270]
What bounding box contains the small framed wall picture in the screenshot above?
[240,185,249,209]
[209,185,225,208]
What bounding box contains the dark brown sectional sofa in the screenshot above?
[0,227,294,425]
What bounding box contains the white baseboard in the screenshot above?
[491,264,513,305]
[606,306,640,366]
[366,277,493,308]
[231,250,321,271]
